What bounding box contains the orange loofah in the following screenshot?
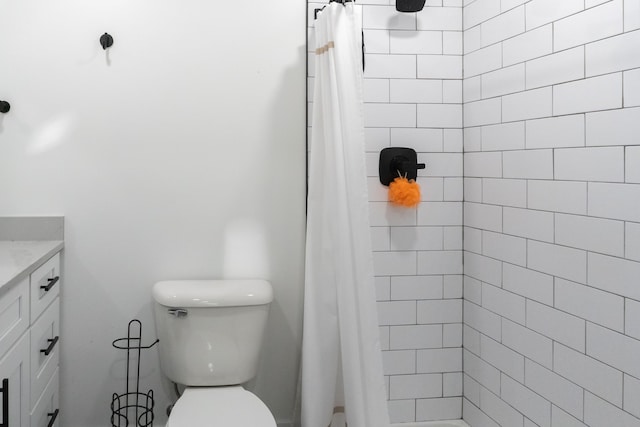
[388,176,421,207]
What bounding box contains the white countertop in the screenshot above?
[0,240,64,291]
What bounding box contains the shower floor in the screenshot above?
[391,421,470,427]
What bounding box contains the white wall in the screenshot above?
[308,1,465,422]
[462,0,640,426]
[0,0,306,425]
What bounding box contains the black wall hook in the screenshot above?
[100,33,113,50]
[0,101,10,114]
[379,147,426,186]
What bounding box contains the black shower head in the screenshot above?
[396,0,426,12]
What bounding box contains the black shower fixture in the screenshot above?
[379,147,426,186]
[396,0,426,12]
[0,100,10,113]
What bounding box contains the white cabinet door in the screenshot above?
[30,368,59,427]
[0,278,29,360]
[0,333,30,427]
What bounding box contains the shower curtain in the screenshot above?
[301,3,390,427]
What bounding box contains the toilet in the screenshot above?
[152,279,277,427]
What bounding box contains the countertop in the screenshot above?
[0,240,64,292]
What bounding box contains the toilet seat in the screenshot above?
[167,386,276,427]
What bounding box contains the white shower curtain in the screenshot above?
[301,3,390,427]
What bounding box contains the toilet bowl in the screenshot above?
[152,280,277,427]
[166,386,276,427]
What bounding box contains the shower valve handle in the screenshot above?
[400,160,426,171]
[392,157,426,174]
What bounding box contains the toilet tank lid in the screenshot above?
[153,280,273,308]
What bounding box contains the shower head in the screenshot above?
[396,0,426,12]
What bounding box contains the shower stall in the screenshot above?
[306,0,640,425]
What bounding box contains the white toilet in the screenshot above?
[152,279,277,427]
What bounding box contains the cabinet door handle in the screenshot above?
[0,378,8,427]
[40,336,59,356]
[41,276,59,292]
[47,409,59,427]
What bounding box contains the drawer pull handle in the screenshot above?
[41,276,59,292]
[41,336,59,356]
[0,378,8,427]
[47,409,59,427]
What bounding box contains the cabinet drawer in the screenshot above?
[30,368,58,427]
[30,253,60,323]
[30,299,59,408]
[0,278,29,360]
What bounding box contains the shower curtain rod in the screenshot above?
[314,0,354,20]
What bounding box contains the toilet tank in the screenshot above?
[152,280,273,386]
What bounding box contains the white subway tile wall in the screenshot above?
[462,0,640,426]
[308,1,463,422]
[309,0,640,424]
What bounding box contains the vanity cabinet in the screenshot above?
[0,251,61,427]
